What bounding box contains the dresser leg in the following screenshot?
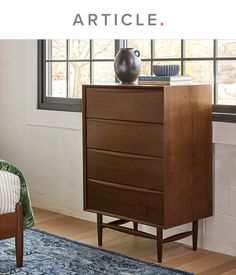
[97,214,103,246]
[133,222,138,231]
[192,220,198,251]
[156,227,163,263]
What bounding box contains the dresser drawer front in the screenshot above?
[87,149,164,191]
[87,180,164,225]
[85,88,163,123]
[87,119,163,157]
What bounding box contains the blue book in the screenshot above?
[138,75,191,82]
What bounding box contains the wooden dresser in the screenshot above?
[82,84,212,262]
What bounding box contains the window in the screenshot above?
[38,39,236,121]
[127,39,236,122]
[38,39,119,111]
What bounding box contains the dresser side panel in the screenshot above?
[164,85,213,228]
[82,86,88,210]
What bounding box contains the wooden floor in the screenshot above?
[34,208,236,275]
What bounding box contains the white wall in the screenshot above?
[0,40,94,221]
[203,143,236,256]
[0,40,235,257]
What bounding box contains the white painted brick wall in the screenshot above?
[205,215,236,242]
[230,186,236,213]
[214,144,236,186]
[203,143,236,256]
[214,184,230,215]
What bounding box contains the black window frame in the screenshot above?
[38,40,82,112]
[38,39,121,112]
[38,39,236,122]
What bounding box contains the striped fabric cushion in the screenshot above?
[0,171,21,214]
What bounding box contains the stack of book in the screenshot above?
[138,75,192,85]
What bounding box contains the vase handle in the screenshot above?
[134,50,140,57]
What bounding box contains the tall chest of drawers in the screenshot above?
[82,84,212,262]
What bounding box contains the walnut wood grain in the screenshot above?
[87,179,164,225]
[102,223,156,240]
[0,211,17,239]
[163,231,193,243]
[97,213,103,246]
[163,85,212,227]
[157,227,163,263]
[16,203,23,267]
[193,220,198,251]
[82,84,213,263]
[87,149,164,191]
[87,119,163,157]
[0,203,23,267]
[86,87,163,123]
[82,85,88,210]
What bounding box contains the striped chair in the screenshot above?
[0,171,23,267]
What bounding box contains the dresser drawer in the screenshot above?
[86,119,163,157]
[85,88,163,123]
[86,180,164,225]
[87,149,164,191]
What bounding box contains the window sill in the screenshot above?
[27,109,82,130]
[212,112,236,123]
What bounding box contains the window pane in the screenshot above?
[69,40,90,60]
[47,62,67,97]
[153,61,181,75]
[69,62,90,98]
[127,40,151,59]
[93,40,115,59]
[93,62,115,83]
[218,40,236,57]
[185,40,213,57]
[217,61,236,105]
[140,61,151,75]
[46,40,67,60]
[185,61,213,83]
[154,40,181,58]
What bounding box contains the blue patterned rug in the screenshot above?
[0,229,193,275]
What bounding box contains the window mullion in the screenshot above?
[181,39,185,75]
[213,40,217,105]
[90,40,93,83]
[66,40,69,98]
[47,40,52,60]
[45,41,52,97]
[151,40,155,75]
[118,39,127,48]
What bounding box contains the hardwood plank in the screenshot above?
[198,259,236,275]
[177,253,235,274]
[223,269,236,275]
[166,249,213,267]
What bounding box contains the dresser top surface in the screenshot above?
[82,83,211,90]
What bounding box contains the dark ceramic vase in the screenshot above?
[114,48,141,84]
